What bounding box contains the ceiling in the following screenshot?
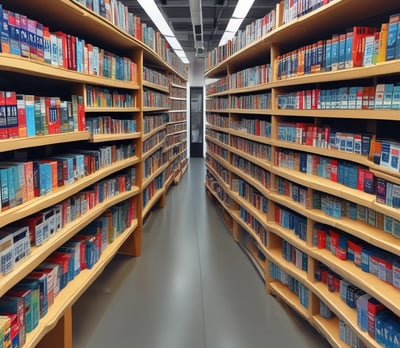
[120,0,276,60]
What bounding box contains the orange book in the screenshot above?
[377,22,388,63]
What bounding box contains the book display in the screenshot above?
[0,0,188,347]
[205,0,400,347]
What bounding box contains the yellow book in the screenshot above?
[378,22,389,63]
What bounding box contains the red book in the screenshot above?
[357,167,365,191]
[0,92,7,138]
[16,94,27,138]
[330,159,338,182]
[352,26,376,68]
[5,91,18,138]
[317,229,327,249]
[31,269,55,306]
[77,96,86,131]
[367,298,385,338]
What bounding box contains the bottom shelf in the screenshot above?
[312,315,348,348]
[142,188,165,219]
[27,219,139,347]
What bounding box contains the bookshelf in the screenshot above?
[0,0,188,347]
[205,0,400,347]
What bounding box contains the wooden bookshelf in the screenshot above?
[205,1,400,346]
[0,1,188,347]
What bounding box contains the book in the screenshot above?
[5,91,18,138]
[45,97,61,134]
[0,6,10,54]
[8,11,21,57]
[16,94,27,138]
[386,13,400,60]
[24,94,35,137]
[378,22,389,63]
[27,18,37,60]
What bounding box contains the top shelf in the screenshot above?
[1,0,187,80]
[205,0,400,77]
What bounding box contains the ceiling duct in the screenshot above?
[189,0,204,51]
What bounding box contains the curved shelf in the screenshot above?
[205,183,234,215]
[312,283,380,348]
[370,166,400,184]
[230,129,272,145]
[206,124,230,133]
[143,80,170,93]
[0,54,138,89]
[0,157,139,228]
[228,146,272,170]
[171,83,187,89]
[142,141,165,160]
[206,109,230,114]
[24,217,139,348]
[229,84,272,95]
[0,131,90,152]
[205,135,231,152]
[166,129,187,137]
[0,188,139,298]
[85,107,140,113]
[168,120,187,125]
[169,96,186,101]
[143,124,167,141]
[229,108,274,115]
[90,132,142,143]
[311,316,345,348]
[207,90,230,98]
[311,247,400,318]
[142,162,168,188]
[230,192,268,230]
[205,162,230,191]
[142,188,165,219]
[169,109,187,113]
[143,107,170,113]
[229,165,270,199]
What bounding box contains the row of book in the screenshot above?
[280,0,333,25]
[229,64,272,89]
[277,84,400,110]
[206,156,229,184]
[274,204,307,241]
[230,118,272,138]
[143,129,166,154]
[169,112,186,123]
[85,86,136,108]
[239,223,268,249]
[0,5,137,81]
[371,138,400,173]
[231,135,272,161]
[276,176,308,208]
[276,16,400,80]
[0,92,85,140]
[231,93,272,110]
[143,89,170,108]
[315,263,390,346]
[0,144,135,211]
[282,240,308,272]
[86,116,137,136]
[143,66,169,88]
[167,123,186,134]
[75,0,187,76]
[165,134,185,148]
[143,113,169,135]
[232,178,269,213]
[206,129,229,145]
[239,206,267,238]
[206,97,229,111]
[170,86,186,99]
[206,76,228,95]
[205,171,233,209]
[277,121,372,155]
[274,149,375,193]
[269,262,309,309]
[143,149,165,178]
[206,141,229,162]
[142,172,165,208]
[206,8,276,69]
[0,197,136,348]
[170,99,186,111]
[232,154,271,190]
[206,113,229,128]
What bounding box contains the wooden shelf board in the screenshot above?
[205,124,229,133]
[0,157,139,228]
[143,81,169,93]
[229,108,273,115]
[170,83,186,89]
[142,141,165,160]
[230,192,268,228]
[0,131,90,152]
[229,165,270,199]
[267,222,309,255]
[229,129,272,145]
[311,316,348,348]
[228,146,271,170]
[168,120,187,125]
[169,96,186,101]
[24,219,139,348]
[205,109,230,114]
[143,107,170,112]
[205,163,230,192]
[142,124,167,141]
[168,109,187,113]
[85,107,140,113]
[205,136,231,154]
[142,162,168,188]
[142,188,165,219]
[205,184,234,215]
[206,90,230,97]
[229,84,272,95]
[90,132,142,143]
[269,282,310,321]
[370,166,400,184]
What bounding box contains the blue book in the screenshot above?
[380,141,391,168]
[325,39,332,71]
[35,22,44,60]
[0,6,10,54]
[76,37,83,72]
[383,83,394,109]
[338,33,346,69]
[345,30,353,68]
[0,167,9,210]
[386,14,400,60]
[39,163,52,195]
[392,85,400,109]
[8,11,21,56]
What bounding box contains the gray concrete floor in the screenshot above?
[72,158,330,348]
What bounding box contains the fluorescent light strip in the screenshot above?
[218,0,255,47]
[138,0,188,63]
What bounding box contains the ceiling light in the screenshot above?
[232,0,255,19]
[166,36,183,51]
[219,0,255,46]
[137,0,174,37]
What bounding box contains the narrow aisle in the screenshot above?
[73,158,329,348]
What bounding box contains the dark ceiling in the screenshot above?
[120,0,276,58]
